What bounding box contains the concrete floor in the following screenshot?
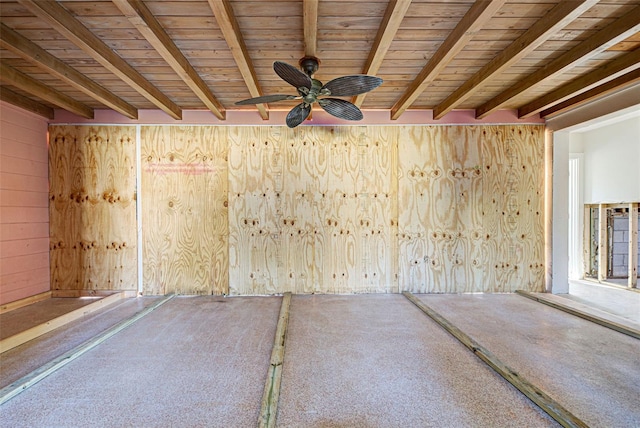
[0,288,638,427]
[1,297,165,388]
[0,297,103,340]
[420,293,640,427]
[565,279,640,324]
[277,294,555,427]
[1,296,280,427]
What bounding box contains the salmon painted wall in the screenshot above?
[0,101,50,305]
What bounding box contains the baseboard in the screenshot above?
[0,291,125,354]
[0,291,52,314]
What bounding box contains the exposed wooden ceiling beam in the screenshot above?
[0,62,93,119]
[432,0,598,120]
[390,0,506,120]
[0,23,138,120]
[353,0,411,108]
[519,48,640,118]
[476,6,640,119]
[17,0,181,120]
[0,86,54,119]
[209,0,267,120]
[112,0,224,120]
[303,0,318,58]
[540,70,640,118]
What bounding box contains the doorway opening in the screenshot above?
[584,204,639,288]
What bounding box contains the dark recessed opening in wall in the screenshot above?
[586,204,639,286]
[608,207,640,279]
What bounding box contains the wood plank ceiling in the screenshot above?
[1,0,639,122]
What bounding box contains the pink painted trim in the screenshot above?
[51,108,544,125]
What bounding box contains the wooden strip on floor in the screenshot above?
[0,292,125,353]
[51,289,138,298]
[0,291,51,314]
[515,290,640,340]
[403,291,588,428]
[0,294,175,405]
[258,292,291,428]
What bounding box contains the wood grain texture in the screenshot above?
[141,125,228,295]
[1,0,635,117]
[398,126,444,292]
[398,125,544,293]
[46,123,543,296]
[0,291,124,353]
[481,126,545,292]
[228,126,278,295]
[228,125,397,295]
[48,125,137,292]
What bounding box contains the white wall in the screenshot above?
[560,112,640,285]
[568,153,584,280]
[579,115,640,204]
[552,131,570,293]
[553,111,640,291]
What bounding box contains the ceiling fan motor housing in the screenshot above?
[299,56,320,77]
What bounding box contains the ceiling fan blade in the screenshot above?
[322,75,383,96]
[286,103,312,128]
[235,94,298,105]
[274,61,312,90]
[318,98,363,121]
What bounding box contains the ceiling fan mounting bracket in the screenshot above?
[299,56,320,77]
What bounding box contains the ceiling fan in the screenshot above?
[235,56,383,128]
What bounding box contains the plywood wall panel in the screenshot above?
[141,125,228,295]
[398,126,441,293]
[448,126,484,293]
[348,126,398,294]
[48,125,137,292]
[46,123,543,296]
[479,126,545,292]
[398,125,545,293]
[229,126,284,295]
[228,126,397,295]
